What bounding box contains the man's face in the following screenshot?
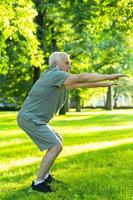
[56,56,71,72]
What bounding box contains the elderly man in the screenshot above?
[17,52,125,193]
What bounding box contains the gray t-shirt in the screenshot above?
[18,68,70,123]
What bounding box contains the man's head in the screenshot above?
[49,52,71,72]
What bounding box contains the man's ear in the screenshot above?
[55,63,59,67]
[54,62,58,67]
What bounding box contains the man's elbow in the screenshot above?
[78,73,88,82]
[80,73,99,83]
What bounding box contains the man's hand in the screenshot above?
[109,74,127,80]
[94,82,117,87]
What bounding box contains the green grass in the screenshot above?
[0,109,133,200]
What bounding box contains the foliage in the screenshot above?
[0,0,133,108]
[0,0,44,107]
[68,0,133,103]
[113,78,133,107]
[0,65,33,109]
[0,0,43,73]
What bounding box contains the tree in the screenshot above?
[66,0,133,110]
[0,0,43,108]
[0,0,132,110]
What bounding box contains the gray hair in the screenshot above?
[49,52,69,68]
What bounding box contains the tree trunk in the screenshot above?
[59,104,66,115]
[34,0,45,42]
[75,96,81,112]
[33,66,41,85]
[51,26,58,52]
[81,99,84,108]
[33,0,45,84]
[113,86,118,108]
[59,91,69,115]
[114,97,118,108]
[106,85,113,110]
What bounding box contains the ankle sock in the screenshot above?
[34,180,44,185]
[44,172,50,180]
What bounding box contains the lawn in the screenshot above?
[0,109,133,200]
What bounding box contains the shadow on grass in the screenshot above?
[0,142,38,159]
[1,112,133,129]
[0,124,19,131]
[1,128,132,159]
[52,114,133,127]
[63,128,133,146]
[1,143,133,200]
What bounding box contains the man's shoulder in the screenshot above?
[43,68,68,77]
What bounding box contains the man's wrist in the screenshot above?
[105,74,111,80]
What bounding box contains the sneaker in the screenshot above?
[31,181,52,193]
[45,174,61,184]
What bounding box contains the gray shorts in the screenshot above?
[17,115,62,151]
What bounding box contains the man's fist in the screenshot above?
[95,82,117,87]
[109,74,127,80]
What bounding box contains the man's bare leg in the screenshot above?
[36,144,63,181]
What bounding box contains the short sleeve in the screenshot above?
[51,69,70,87]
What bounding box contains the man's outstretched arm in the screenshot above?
[66,82,116,90]
[64,73,126,87]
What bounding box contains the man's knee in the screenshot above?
[51,143,63,155]
[55,143,63,153]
